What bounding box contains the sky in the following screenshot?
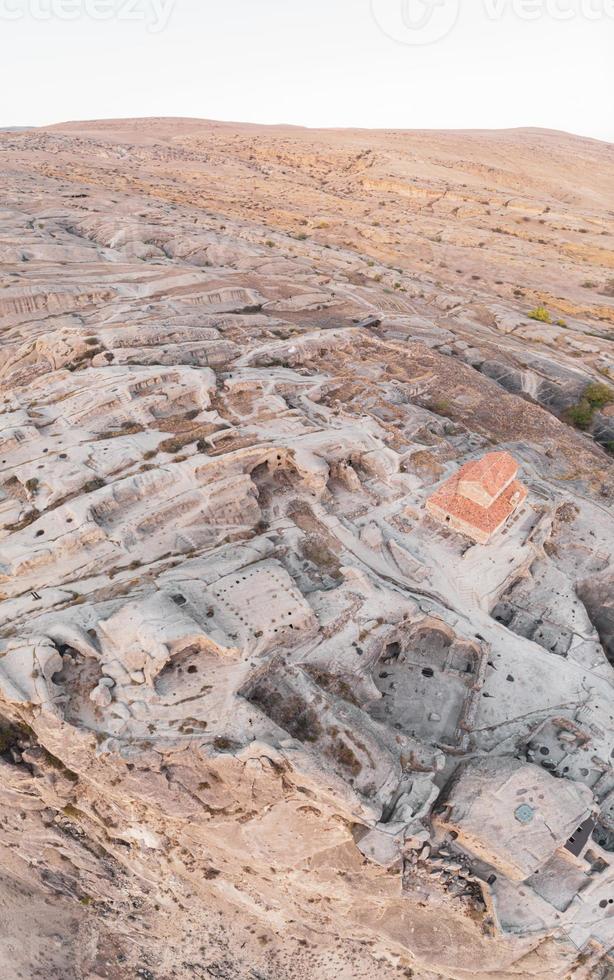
[0,0,612,141]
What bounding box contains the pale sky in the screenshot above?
[0,0,612,141]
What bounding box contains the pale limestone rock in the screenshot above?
[0,119,612,980]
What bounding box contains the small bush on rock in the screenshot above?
[528,306,552,323]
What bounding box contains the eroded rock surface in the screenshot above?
[1,119,614,980]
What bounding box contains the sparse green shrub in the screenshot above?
[565,384,614,433]
[556,319,567,327]
[528,306,552,323]
[431,399,453,417]
[566,401,593,430]
[585,383,614,410]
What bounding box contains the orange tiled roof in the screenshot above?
[428,477,527,536]
[457,451,518,499]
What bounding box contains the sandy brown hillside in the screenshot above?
[41,118,614,318]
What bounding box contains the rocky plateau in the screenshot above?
[0,118,613,980]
